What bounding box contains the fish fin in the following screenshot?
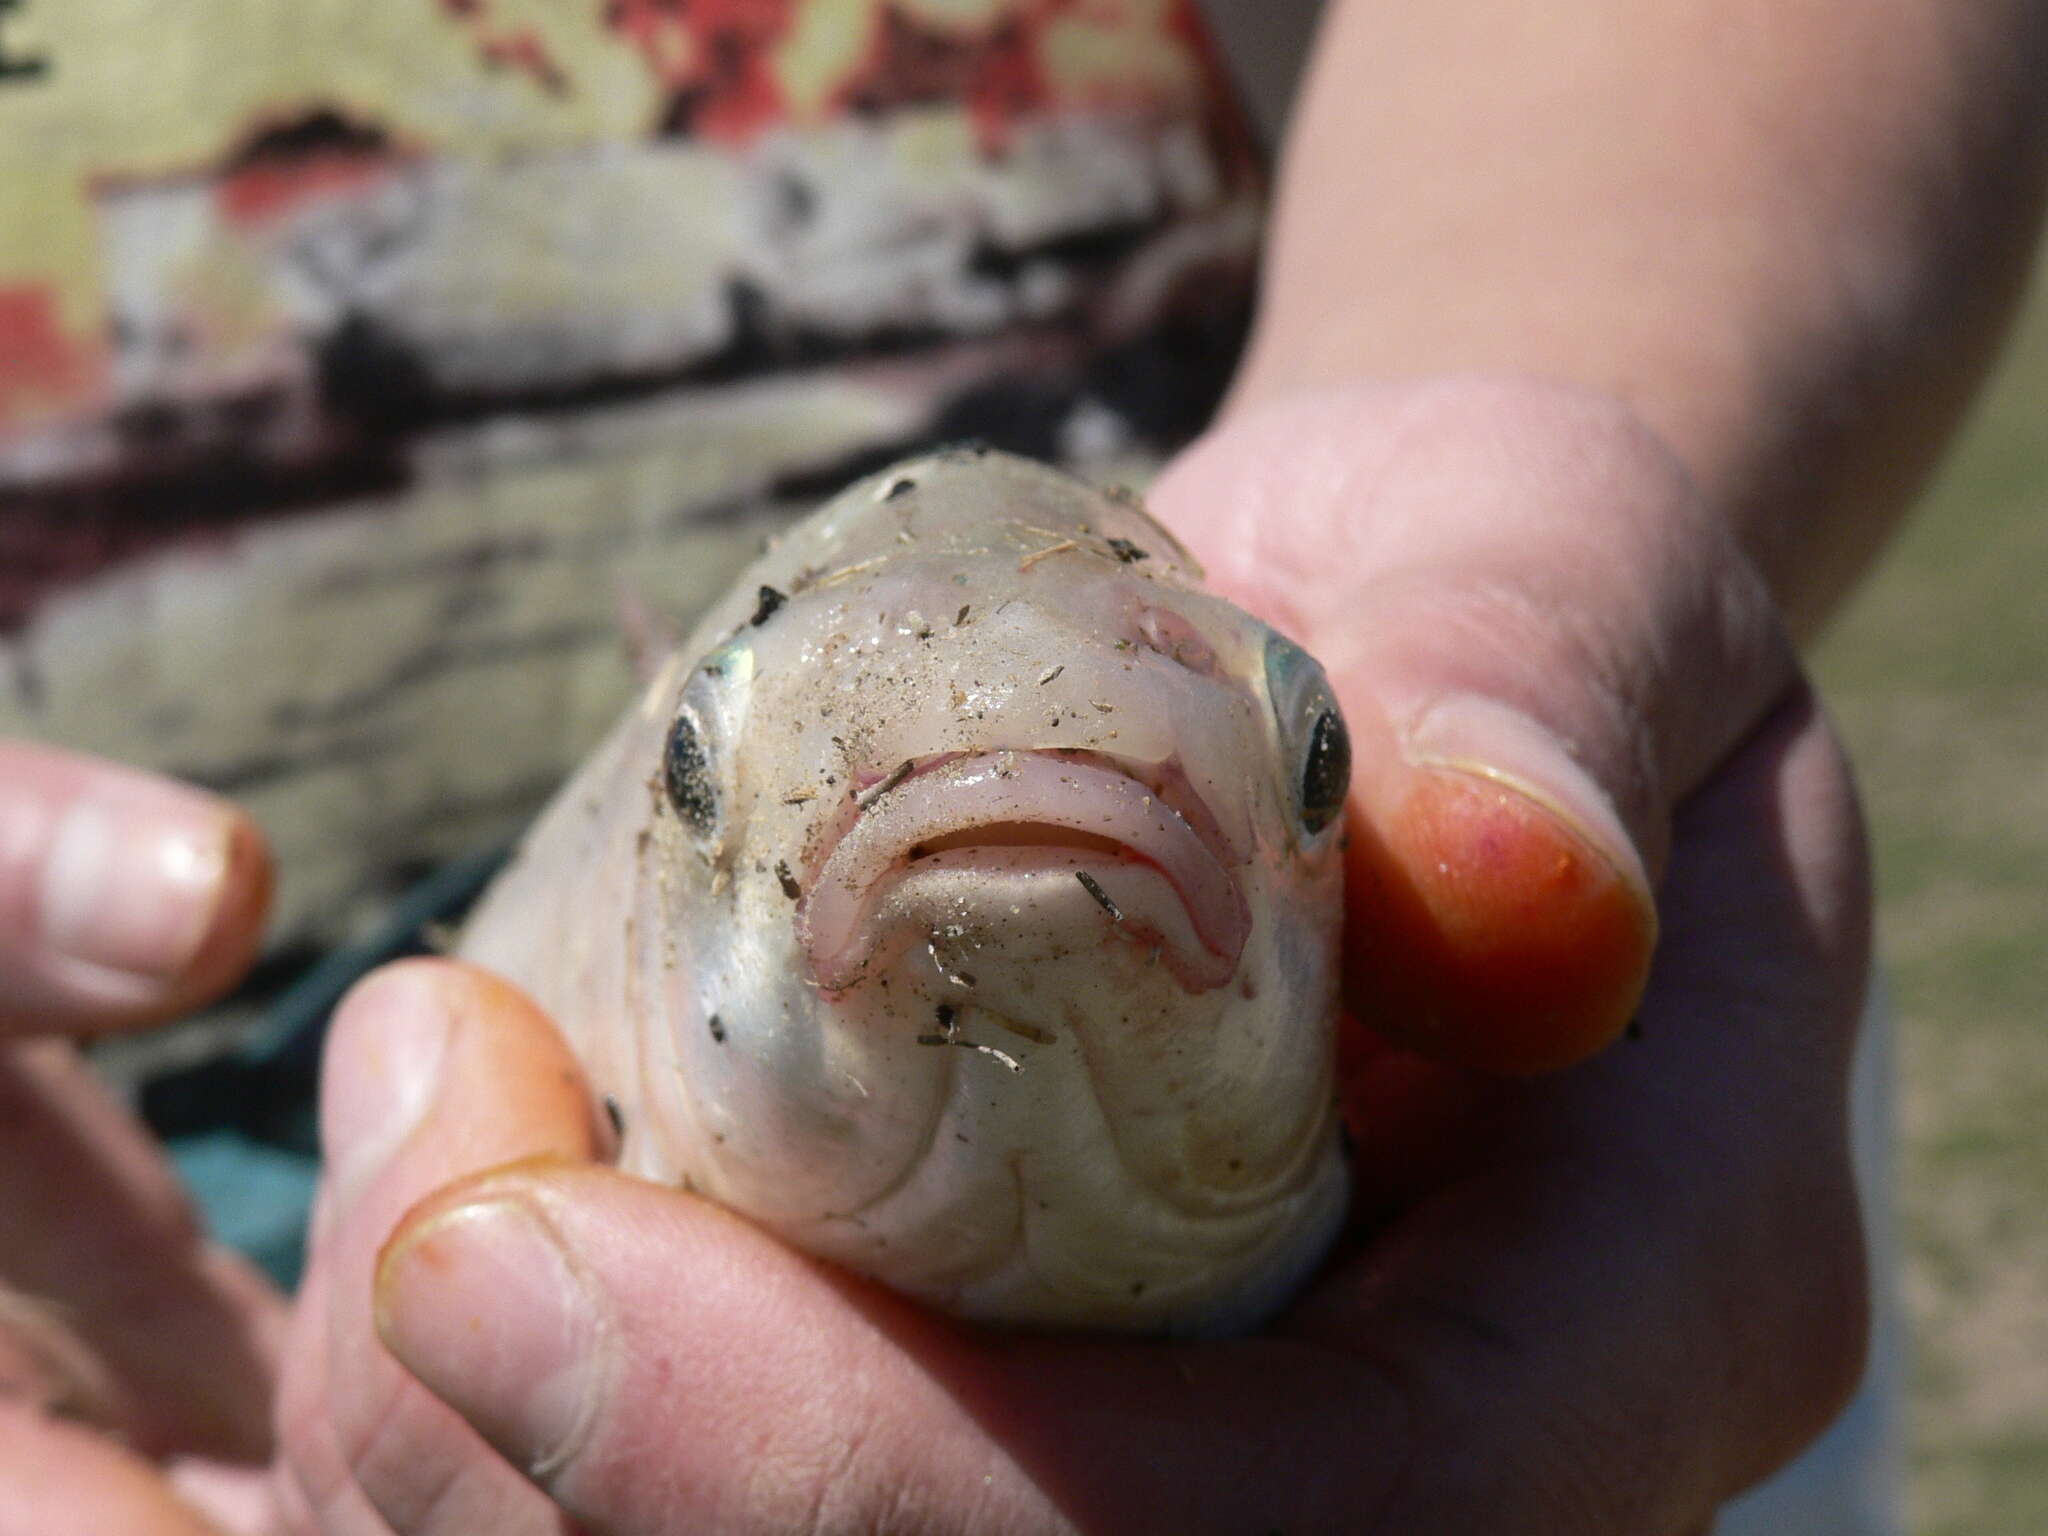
[615,580,683,687]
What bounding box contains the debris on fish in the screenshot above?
[460,448,1352,1335]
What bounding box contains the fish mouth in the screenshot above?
[796,750,1250,994]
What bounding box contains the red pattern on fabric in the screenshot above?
[607,0,795,140]
[216,153,396,225]
[0,286,99,428]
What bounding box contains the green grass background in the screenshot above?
[1812,277,2048,1533]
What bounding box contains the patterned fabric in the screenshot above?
[1,0,1262,944]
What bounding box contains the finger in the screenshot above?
[0,1402,231,1536]
[1290,687,1872,1529]
[296,961,596,1536]
[0,744,271,1034]
[163,1460,281,1536]
[373,1157,1414,1534]
[370,1160,1763,1536]
[273,1262,402,1536]
[271,1453,329,1536]
[1151,380,1798,1071]
[0,1041,283,1463]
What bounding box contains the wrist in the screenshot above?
[1226,0,2048,640]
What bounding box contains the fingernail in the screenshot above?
[320,965,455,1207]
[36,781,246,986]
[1403,696,1650,899]
[375,1192,606,1479]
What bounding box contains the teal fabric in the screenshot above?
[170,1130,320,1290]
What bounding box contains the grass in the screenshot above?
[1811,268,2048,1534]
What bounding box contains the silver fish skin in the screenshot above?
[460,448,1351,1335]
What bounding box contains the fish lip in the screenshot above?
[795,748,1250,992]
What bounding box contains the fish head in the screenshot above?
[627,450,1351,1332]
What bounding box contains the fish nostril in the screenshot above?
[1134,605,1218,675]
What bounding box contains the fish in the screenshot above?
[459,447,1353,1335]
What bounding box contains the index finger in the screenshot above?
[0,743,271,1035]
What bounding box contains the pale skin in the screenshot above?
[3,0,2046,1530]
[0,748,279,1535]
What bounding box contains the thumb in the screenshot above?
[280,960,599,1536]
[1152,379,1796,1073]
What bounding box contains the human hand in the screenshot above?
[278,379,1871,1534]
[0,743,281,1534]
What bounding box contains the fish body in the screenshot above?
[461,449,1351,1334]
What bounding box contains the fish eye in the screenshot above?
[1264,635,1351,837]
[662,641,754,839]
[663,708,718,835]
[1299,709,1350,834]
